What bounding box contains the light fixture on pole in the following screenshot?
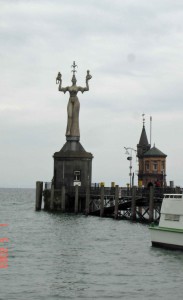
[124,147,137,188]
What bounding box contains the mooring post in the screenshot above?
[100,186,104,217]
[61,185,65,212]
[85,185,90,215]
[114,185,119,219]
[50,183,54,210]
[35,181,43,211]
[131,186,136,221]
[78,196,81,213]
[149,186,154,223]
[75,185,79,213]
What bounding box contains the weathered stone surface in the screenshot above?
[53,141,93,189]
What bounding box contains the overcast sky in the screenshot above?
[1,0,183,188]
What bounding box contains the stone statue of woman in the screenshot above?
[56,63,92,140]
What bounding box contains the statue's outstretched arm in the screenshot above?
[56,72,69,93]
[78,70,92,93]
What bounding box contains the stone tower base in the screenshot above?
[53,139,93,189]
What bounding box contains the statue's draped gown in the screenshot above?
[66,87,80,137]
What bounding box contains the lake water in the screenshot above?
[0,188,183,299]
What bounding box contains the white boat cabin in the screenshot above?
[159,194,183,229]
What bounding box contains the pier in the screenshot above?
[36,182,181,223]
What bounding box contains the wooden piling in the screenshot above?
[75,185,79,213]
[35,181,43,211]
[50,183,54,210]
[85,185,90,215]
[149,186,154,223]
[61,185,65,212]
[100,186,104,217]
[78,196,81,213]
[131,186,136,221]
[114,185,119,219]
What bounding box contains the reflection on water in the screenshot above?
[0,189,183,299]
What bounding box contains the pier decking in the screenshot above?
[36,182,181,223]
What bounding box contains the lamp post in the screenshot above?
[124,147,137,188]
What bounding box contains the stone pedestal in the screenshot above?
[53,137,93,189]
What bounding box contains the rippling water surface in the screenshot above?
[1,188,183,299]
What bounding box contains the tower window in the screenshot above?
[161,161,165,171]
[153,161,158,171]
[74,171,81,181]
[145,162,149,171]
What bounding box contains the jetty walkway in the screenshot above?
[36,182,181,223]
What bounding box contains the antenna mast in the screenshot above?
[150,116,152,147]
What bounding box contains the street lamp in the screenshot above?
[124,147,137,188]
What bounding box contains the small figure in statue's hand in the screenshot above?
[86,70,92,81]
[56,72,62,84]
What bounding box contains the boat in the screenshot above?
[149,194,183,250]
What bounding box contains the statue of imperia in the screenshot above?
[56,62,92,139]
